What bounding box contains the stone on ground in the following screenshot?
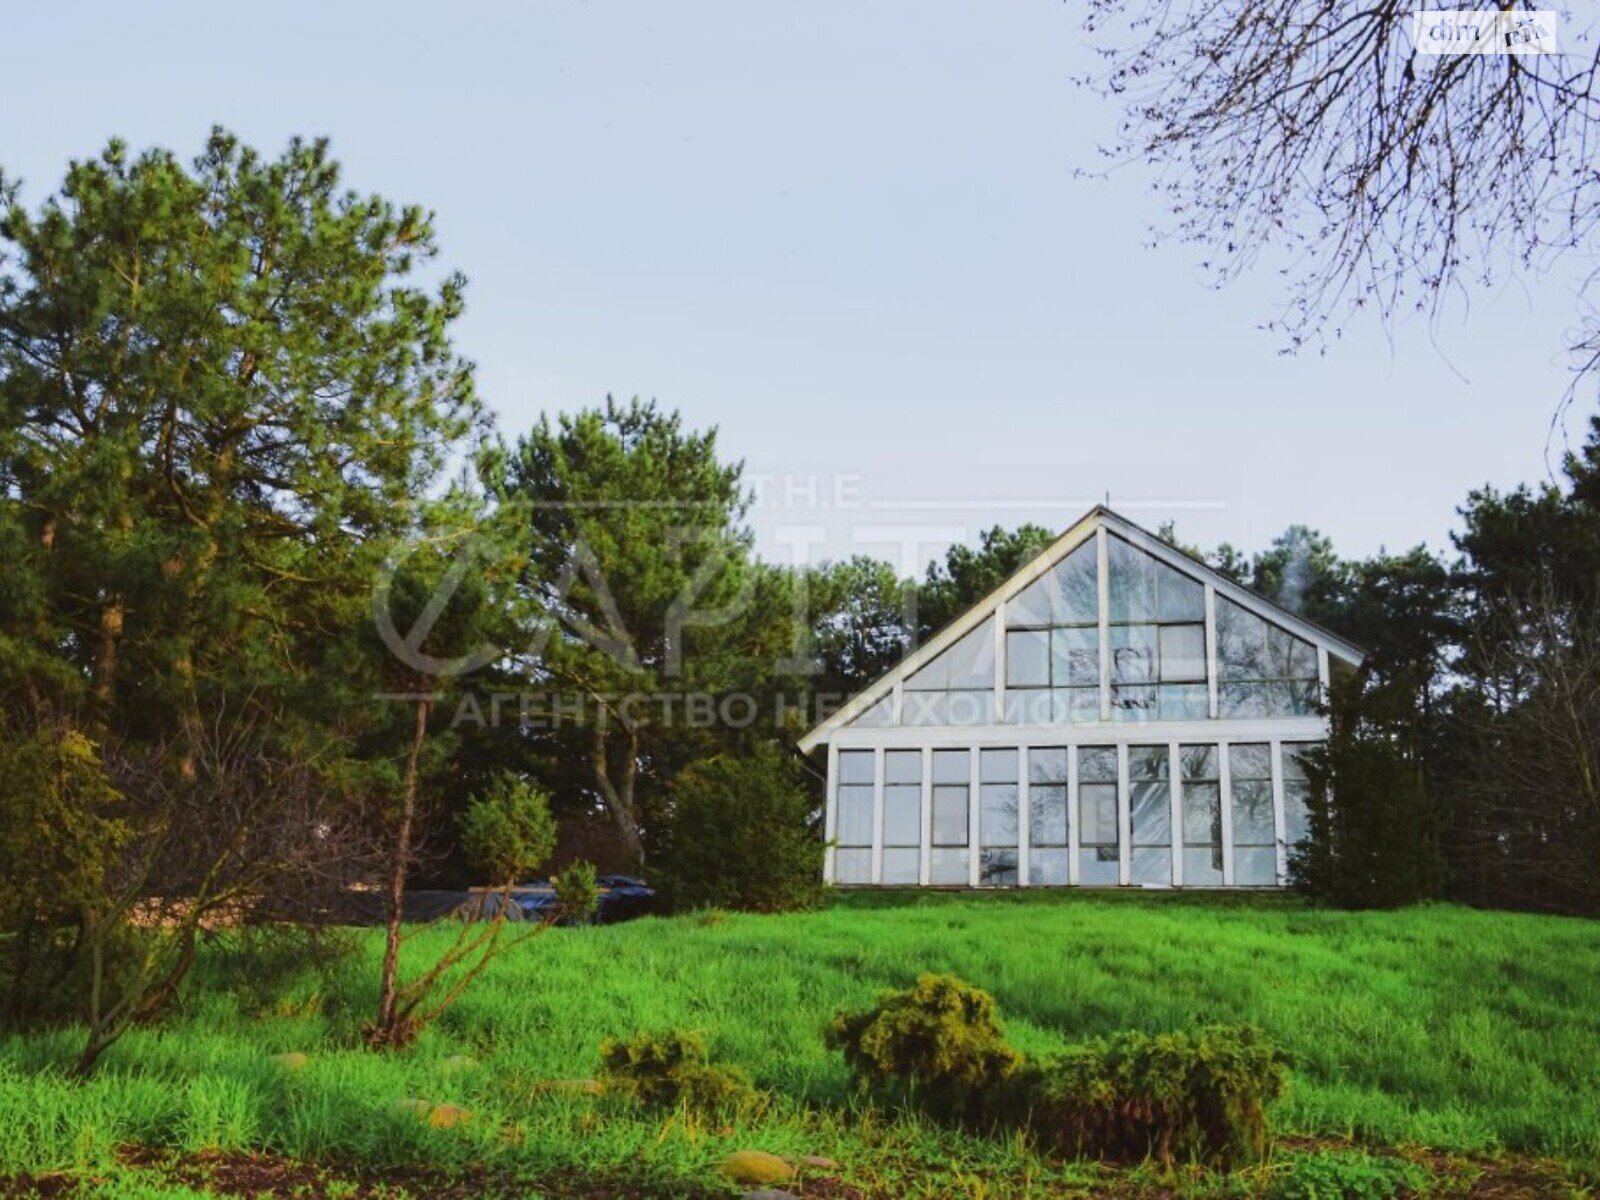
[720,1150,796,1186]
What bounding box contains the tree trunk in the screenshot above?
[375,696,430,1042]
[93,598,123,712]
[591,721,645,869]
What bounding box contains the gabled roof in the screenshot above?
[797,506,1365,753]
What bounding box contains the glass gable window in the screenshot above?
[882,750,923,885]
[930,749,971,884]
[1216,597,1320,718]
[1004,543,1099,724]
[1282,742,1318,856]
[904,618,996,727]
[1028,748,1070,885]
[1078,745,1120,885]
[1180,744,1223,886]
[978,748,1019,886]
[835,749,874,884]
[1107,536,1208,722]
[1229,743,1277,885]
[1129,745,1172,885]
[847,694,893,727]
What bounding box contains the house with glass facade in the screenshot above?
[798,507,1363,888]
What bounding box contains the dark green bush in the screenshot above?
[1026,1024,1289,1167]
[457,774,557,886]
[825,973,1023,1124]
[657,743,824,914]
[597,1028,760,1114]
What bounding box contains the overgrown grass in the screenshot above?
[1,892,1597,1195]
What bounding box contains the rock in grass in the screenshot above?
[798,1155,837,1170]
[742,1191,800,1200]
[426,1102,473,1129]
[720,1151,795,1186]
[393,1098,473,1129]
[270,1052,310,1072]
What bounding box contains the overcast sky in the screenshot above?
[2,3,1585,576]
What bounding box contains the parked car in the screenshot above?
[470,875,655,925]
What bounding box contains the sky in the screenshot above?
[1,2,1587,577]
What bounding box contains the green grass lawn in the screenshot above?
[2,892,1598,1196]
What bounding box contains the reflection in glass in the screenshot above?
[1282,742,1319,852]
[1229,743,1276,885]
[1129,745,1171,885]
[1078,743,1120,885]
[1216,597,1319,718]
[1180,744,1222,886]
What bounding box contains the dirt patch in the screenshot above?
[0,1141,1587,1199]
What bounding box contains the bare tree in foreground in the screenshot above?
[1084,2,1600,405]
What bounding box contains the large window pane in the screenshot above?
[933,749,969,784]
[884,787,921,845]
[1157,683,1209,720]
[1179,744,1222,886]
[1029,847,1070,885]
[1051,625,1100,686]
[848,695,893,727]
[839,750,874,784]
[1078,744,1120,885]
[885,749,921,785]
[1006,630,1049,688]
[932,751,970,848]
[835,848,871,884]
[1110,626,1156,684]
[881,847,920,885]
[1054,687,1101,723]
[945,690,996,726]
[1030,784,1068,846]
[1028,747,1069,784]
[1216,596,1319,718]
[979,795,1017,849]
[1107,535,1157,623]
[930,847,969,885]
[837,786,874,847]
[1003,542,1099,726]
[1008,542,1098,627]
[903,619,996,727]
[1129,745,1171,885]
[1004,689,1053,724]
[1282,742,1318,851]
[979,849,1019,886]
[1229,743,1276,886]
[932,787,968,845]
[1158,624,1206,682]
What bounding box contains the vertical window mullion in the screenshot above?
[1116,742,1131,886]
[967,747,980,888]
[919,745,933,885]
[1067,742,1081,885]
[871,748,885,885]
[994,602,1007,720]
[1097,527,1111,722]
[1271,738,1288,885]
[1204,584,1219,720]
[1219,739,1235,885]
[1169,738,1183,886]
[1018,740,1031,886]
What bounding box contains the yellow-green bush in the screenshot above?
[598,1029,760,1114]
[825,973,1023,1124]
[1027,1024,1289,1167]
